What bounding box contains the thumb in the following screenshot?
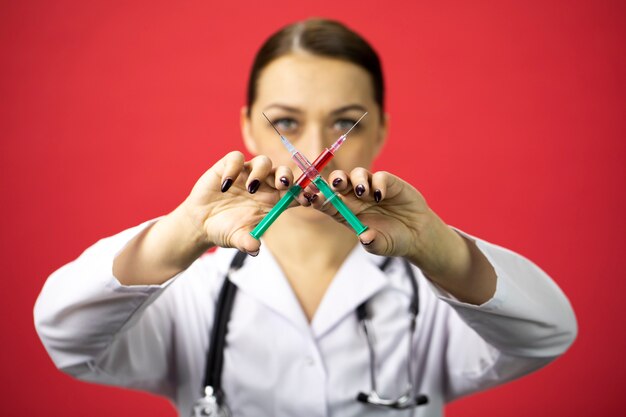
[233,229,262,257]
[358,228,387,255]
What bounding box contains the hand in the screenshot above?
[114,151,298,285]
[313,168,469,280]
[311,167,496,304]
[182,151,296,255]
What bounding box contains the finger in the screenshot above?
[349,167,372,199]
[298,177,327,204]
[219,151,245,192]
[371,171,390,203]
[231,228,262,256]
[358,228,383,253]
[245,155,273,194]
[328,170,349,193]
[307,191,324,208]
[309,179,337,210]
[296,190,313,206]
[274,165,294,190]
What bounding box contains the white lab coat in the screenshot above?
[34,221,577,417]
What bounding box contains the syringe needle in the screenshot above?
[329,111,368,154]
[262,112,283,137]
[342,111,368,137]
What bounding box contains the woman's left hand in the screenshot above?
[313,168,496,304]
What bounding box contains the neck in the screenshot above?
[262,207,358,270]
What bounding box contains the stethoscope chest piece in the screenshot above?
[191,386,232,417]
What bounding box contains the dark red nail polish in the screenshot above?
[309,194,318,203]
[280,177,290,187]
[355,184,366,197]
[248,179,261,194]
[221,178,233,192]
[374,189,382,203]
[303,192,313,203]
[332,178,343,187]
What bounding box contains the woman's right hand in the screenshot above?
[182,150,295,255]
[113,151,295,285]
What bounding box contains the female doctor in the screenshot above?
[34,19,577,417]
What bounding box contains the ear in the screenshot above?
[372,112,389,158]
[240,106,258,155]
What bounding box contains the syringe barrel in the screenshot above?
[291,152,312,174]
[312,176,368,236]
[295,148,334,188]
[249,185,302,240]
[329,135,346,154]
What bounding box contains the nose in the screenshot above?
[298,124,327,163]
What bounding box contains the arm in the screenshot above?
[33,221,181,397]
[34,151,294,394]
[430,233,577,399]
[318,168,576,392]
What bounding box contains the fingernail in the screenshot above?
[360,238,373,246]
[247,249,260,257]
[332,178,343,187]
[309,194,318,203]
[355,184,366,197]
[248,179,261,194]
[374,189,382,203]
[221,178,233,193]
[280,177,290,187]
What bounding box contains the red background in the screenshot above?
[2,0,624,416]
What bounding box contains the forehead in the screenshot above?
[254,53,376,111]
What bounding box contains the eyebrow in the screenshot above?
[263,103,368,116]
[330,104,368,116]
[263,104,303,113]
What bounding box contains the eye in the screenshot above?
[333,118,358,132]
[273,118,299,133]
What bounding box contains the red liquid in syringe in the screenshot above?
[295,148,334,188]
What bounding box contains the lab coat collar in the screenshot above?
[224,244,391,339]
[227,245,310,334]
[311,245,390,338]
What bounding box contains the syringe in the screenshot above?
[292,111,367,190]
[249,112,367,239]
[278,129,367,236]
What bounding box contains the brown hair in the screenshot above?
[246,18,384,117]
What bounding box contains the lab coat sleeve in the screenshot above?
[33,220,201,399]
[428,231,578,402]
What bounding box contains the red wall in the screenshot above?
[2,1,624,415]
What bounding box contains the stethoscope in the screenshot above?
[191,252,428,417]
[356,256,429,409]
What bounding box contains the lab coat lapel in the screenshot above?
[228,245,310,333]
[312,246,389,339]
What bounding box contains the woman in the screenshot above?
[34,19,577,417]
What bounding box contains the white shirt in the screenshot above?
[34,221,577,417]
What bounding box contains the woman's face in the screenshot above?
[242,53,387,178]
